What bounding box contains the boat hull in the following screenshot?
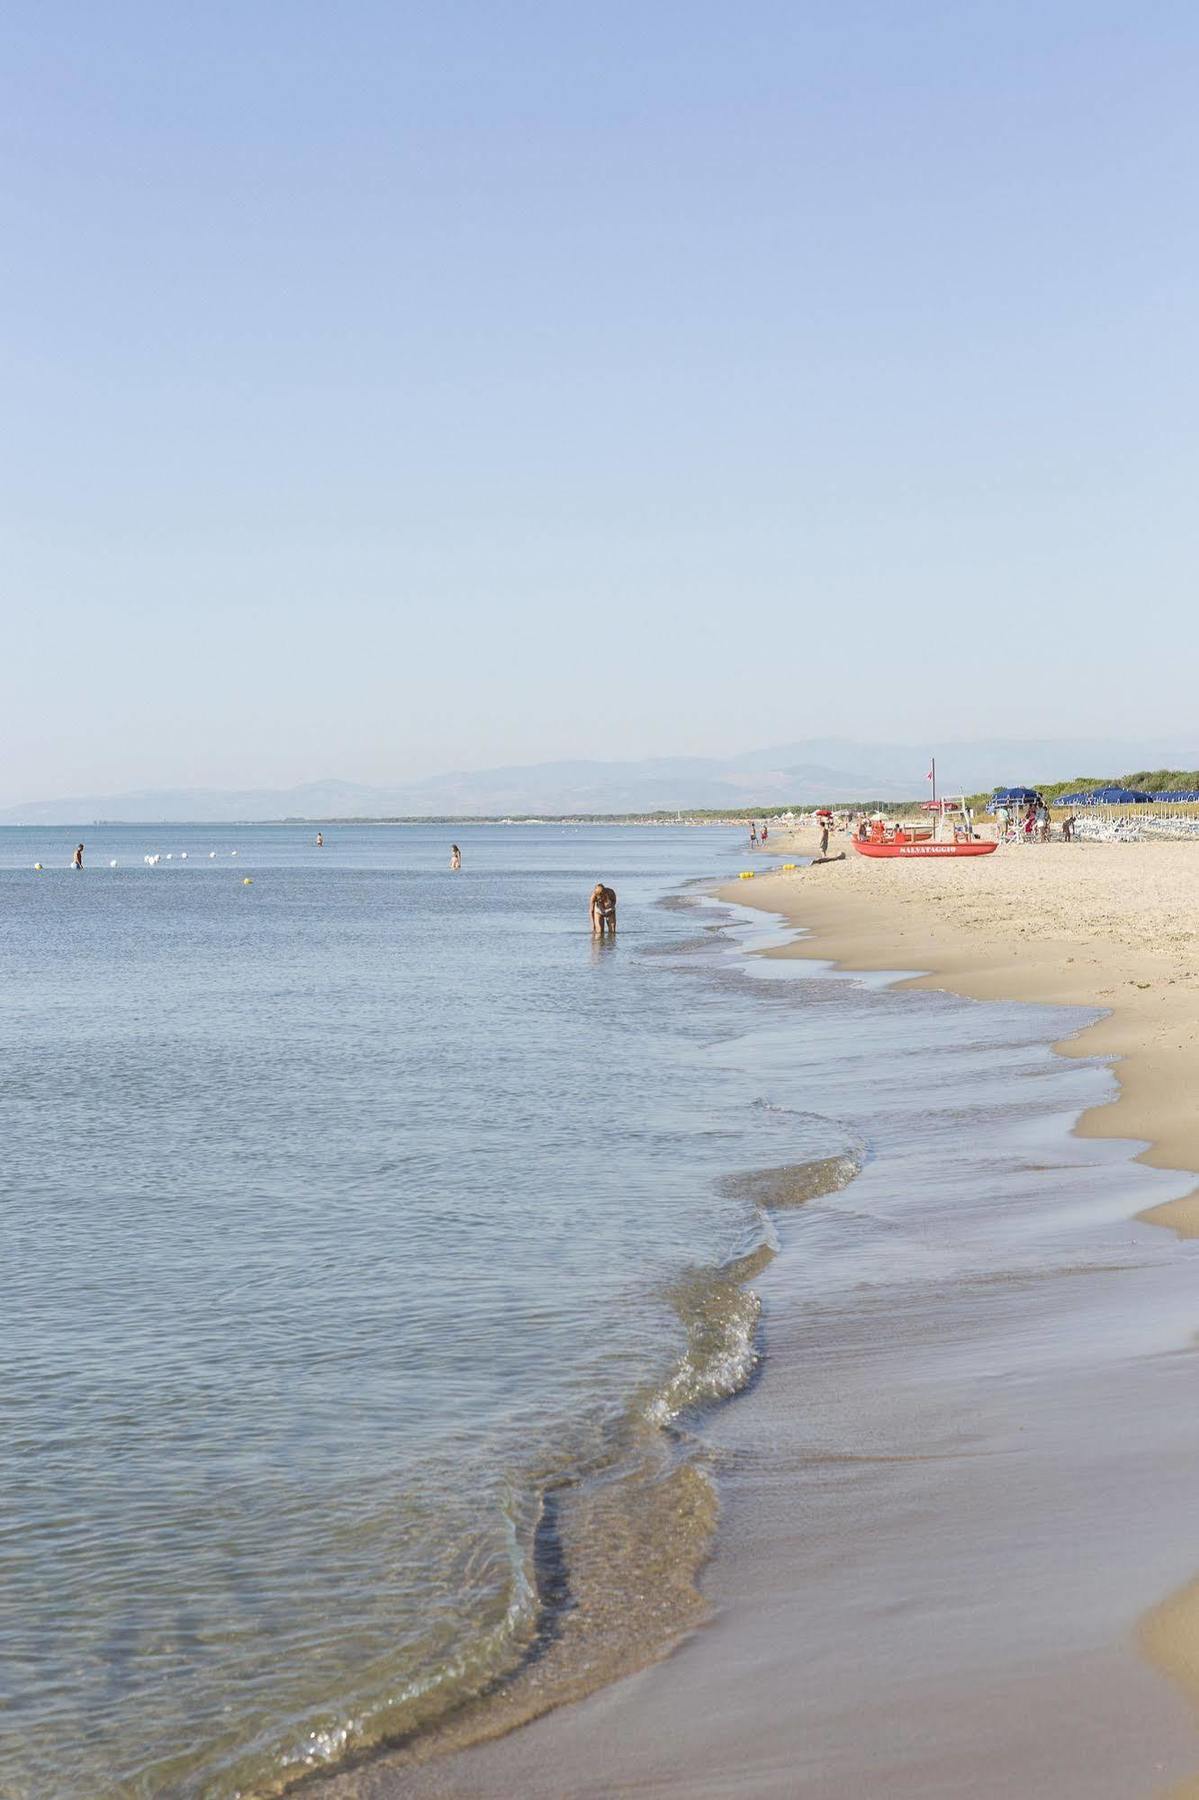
[851,839,997,859]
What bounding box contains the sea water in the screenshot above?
[1,824,1182,1799]
[0,822,832,1799]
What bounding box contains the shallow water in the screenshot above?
[373,903,1199,1800]
[1,823,845,1799]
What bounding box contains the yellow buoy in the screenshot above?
[782,862,796,870]
[739,870,754,879]
[242,877,253,885]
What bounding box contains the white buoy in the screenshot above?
[165,854,172,861]
[33,862,43,871]
[209,851,216,858]
[231,850,238,856]
[110,860,117,868]
[180,852,188,860]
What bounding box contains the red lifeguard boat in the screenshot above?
[852,835,996,858]
[851,789,997,858]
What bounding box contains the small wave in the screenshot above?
[285,1154,863,1798]
[646,1155,863,1429]
[722,1151,863,1212]
[645,1246,772,1426]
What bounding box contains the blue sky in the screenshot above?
[4,1,1198,803]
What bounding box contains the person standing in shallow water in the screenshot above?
[590,882,616,937]
[72,844,84,869]
[450,845,461,871]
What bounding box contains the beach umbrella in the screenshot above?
[1061,786,1154,804]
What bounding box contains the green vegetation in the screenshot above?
[1121,769,1199,791]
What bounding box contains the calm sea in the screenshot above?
[1,822,836,1799]
[2,823,1180,1799]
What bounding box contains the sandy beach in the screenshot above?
[728,829,1199,1787]
[309,830,1199,1800]
[736,830,1199,1225]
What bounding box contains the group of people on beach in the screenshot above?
[994,799,1075,843]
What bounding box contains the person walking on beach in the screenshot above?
[819,819,830,856]
[72,843,84,869]
[450,845,461,871]
[590,882,617,937]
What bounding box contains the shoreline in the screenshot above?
[718,834,1199,1784]
[723,833,1199,1229]
[313,845,1199,1799]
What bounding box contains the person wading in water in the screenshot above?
[590,883,617,937]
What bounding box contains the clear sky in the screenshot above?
[4,1,1198,804]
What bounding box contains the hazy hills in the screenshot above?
[4,738,1199,824]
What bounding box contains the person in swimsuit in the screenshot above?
[72,843,84,869]
[590,883,617,937]
[450,845,461,870]
[315,832,324,847]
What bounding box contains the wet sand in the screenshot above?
[316,839,1199,1799]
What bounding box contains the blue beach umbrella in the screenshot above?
[991,786,1040,807]
[1060,786,1155,805]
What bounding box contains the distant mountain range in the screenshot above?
[3,738,1197,824]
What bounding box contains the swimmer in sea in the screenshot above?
[450,845,461,871]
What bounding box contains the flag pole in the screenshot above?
[931,756,937,811]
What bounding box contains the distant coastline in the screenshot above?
[24,807,887,829]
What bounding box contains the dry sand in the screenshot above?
[317,834,1199,1799]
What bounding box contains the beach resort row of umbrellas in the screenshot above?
[992,785,1199,807]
